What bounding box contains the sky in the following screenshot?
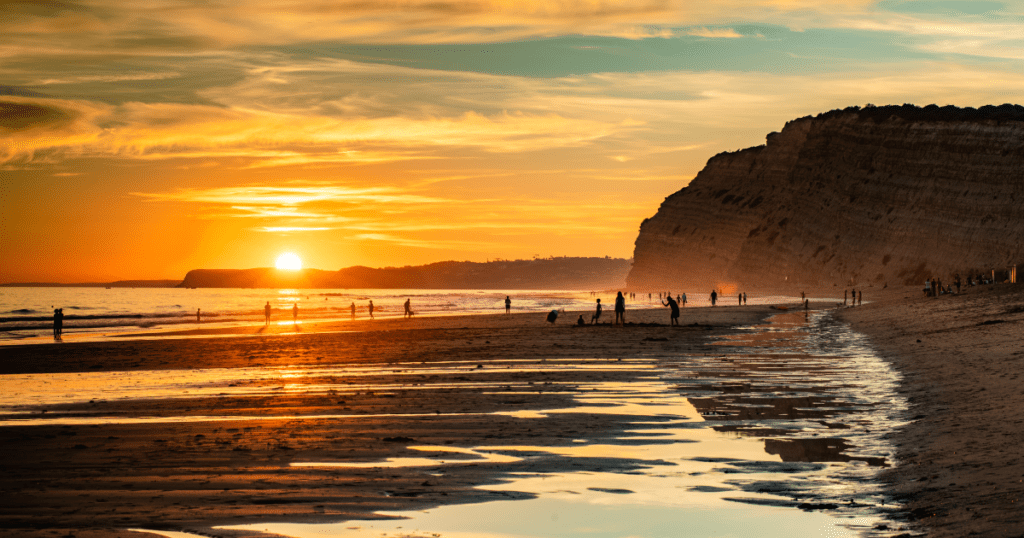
[3,1,1024,282]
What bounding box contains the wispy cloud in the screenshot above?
[685,27,744,38]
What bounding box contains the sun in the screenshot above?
[275,253,303,270]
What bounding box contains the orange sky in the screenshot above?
[4,1,1024,282]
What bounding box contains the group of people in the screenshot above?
[844,289,863,306]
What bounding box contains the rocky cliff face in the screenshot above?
[627,105,1024,293]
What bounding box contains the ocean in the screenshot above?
[0,287,643,343]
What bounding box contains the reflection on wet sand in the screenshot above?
[0,308,909,538]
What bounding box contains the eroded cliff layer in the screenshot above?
[627,105,1024,292]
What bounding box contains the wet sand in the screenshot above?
[838,283,1024,537]
[8,288,1016,538]
[0,306,786,538]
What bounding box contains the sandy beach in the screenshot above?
[838,282,1024,537]
[2,289,1020,538]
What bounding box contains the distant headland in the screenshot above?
[2,257,632,290]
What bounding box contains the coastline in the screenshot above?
[837,283,1024,536]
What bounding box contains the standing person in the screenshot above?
[591,298,602,324]
[801,291,805,301]
[292,303,298,323]
[368,300,374,319]
[53,308,60,341]
[350,302,356,318]
[264,301,271,325]
[505,296,511,314]
[614,291,626,326]
[858,291,862,305]
[196,308,201,323]
[404,298,412,319]
[743,292,747,305]
[844,289,848,305]
[662,295,680,326]
[710,290,717,306]
[682,292,687,307]
[738,293,742,305]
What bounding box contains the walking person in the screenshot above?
[53,308,61,341]
[681,292,687,307]
[404,298,412,319]
[663,295,680,326]
[350,302,356,318]
[368,300,374,319]
[710,290,717,306]
[614,291,626,326]
[591,298,602,324]
[505,296,511,314]
[264,301,271,325]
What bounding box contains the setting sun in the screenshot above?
[275,253,302,270]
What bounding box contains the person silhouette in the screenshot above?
[743,292,747,305]
[576,314,586,326]
[264,301,271,325]
[662,295,680,326]
[614,291,625,326]
[368,300,374,319]
[710,290,717,306]
[197,308,201,323]
[505,295,511,314]
[404,298,412,318]
[53,308,62,340]
[292,303,298,323]
[350,302,356,318]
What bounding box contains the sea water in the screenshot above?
[0,287,795,343]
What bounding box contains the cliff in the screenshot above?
[178,257,631,290]
[627,104,1024,293]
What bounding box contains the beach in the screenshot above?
[0,290,1018,537]
[838,282,1024,537]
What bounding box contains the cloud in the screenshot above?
[685,27,744,38]
[0,90,636,166]
[0,100,74,130]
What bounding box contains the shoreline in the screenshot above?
[837,283,1024,536]
[7,292,1015,537]
[1,304,830,538]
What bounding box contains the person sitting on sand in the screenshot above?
[577,314,585,326]
[264,301,271,325]
[591,298,602,324]
[546,310,558,323]
[662,295,680,326]
[614,291,625,326]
